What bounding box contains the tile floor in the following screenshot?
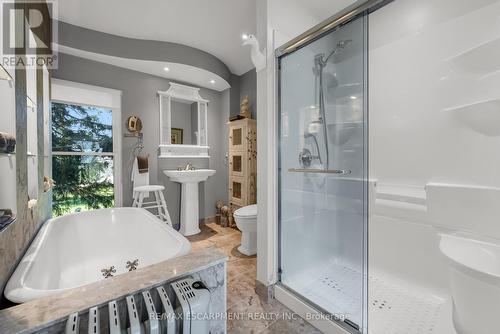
[187,222,322,333]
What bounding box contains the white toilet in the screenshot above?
[233,204,257,256]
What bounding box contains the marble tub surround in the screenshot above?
[0,2,53,302]
[0,192,49,308]
[0,248,227,333]
[188,223,321,333]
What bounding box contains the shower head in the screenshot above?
[325,39,352,63]
[315,39,353,67]
[336,39,352,49]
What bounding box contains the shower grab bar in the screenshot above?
[288,168,351,175]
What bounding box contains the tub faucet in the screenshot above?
[126,259,139,271]
[101,266,116,278]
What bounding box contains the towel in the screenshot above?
[131,155,150,197]
[0,132,15,153]
[137,155,149,174]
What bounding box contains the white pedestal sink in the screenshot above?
[163,169,216,236]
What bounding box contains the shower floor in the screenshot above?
[286,263,456,334]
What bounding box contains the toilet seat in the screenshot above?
[234,204,257,219]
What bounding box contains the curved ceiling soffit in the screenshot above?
[56,20,232,84]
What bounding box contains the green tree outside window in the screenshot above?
[52,102,115,216]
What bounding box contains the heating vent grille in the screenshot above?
[64,284,176,334]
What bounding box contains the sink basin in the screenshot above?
[163,169,216,183]
[163,169,216,236]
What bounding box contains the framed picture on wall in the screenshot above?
[171,128,183,144]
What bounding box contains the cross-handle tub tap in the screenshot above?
[101,266,116,278]
[126,259,139,271]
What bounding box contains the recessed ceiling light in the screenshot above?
[242,34,249,40]
[164,67,170,72]
[210,79,216,84]
[350,96,357,100]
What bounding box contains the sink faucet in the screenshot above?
[184,163,195,171]
[176,163,196,171]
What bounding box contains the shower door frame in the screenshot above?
[273,1,391,333]
[276,15,368,334]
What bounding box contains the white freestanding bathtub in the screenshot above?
[4,208,191,303]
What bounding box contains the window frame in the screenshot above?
[50,79,123,208]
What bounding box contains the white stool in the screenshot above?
[131,155,173,226]
[132,185,173,226]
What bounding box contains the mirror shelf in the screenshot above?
[158,144,209,159]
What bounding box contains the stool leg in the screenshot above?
[132,191,138,207]
[137,192,145,208]
[158,191,173,227]
[153,190,164,220]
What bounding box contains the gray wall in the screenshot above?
[229,69,257,119]
[229,74,241,116]
[239,69,257,119]
[52,53,230,228]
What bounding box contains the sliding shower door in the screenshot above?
[278,13,368,333]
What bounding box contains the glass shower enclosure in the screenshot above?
[277,12,368,333]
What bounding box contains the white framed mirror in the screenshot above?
[158,83,209,158]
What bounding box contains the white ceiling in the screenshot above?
[57,0,257,75]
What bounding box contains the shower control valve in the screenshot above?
[299,148,313,168]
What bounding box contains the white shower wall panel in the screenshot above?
[368,0,500,296]
[369,0,500,188]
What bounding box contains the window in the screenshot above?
[51,80,122,216]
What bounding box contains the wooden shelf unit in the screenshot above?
[228,118,257,215]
